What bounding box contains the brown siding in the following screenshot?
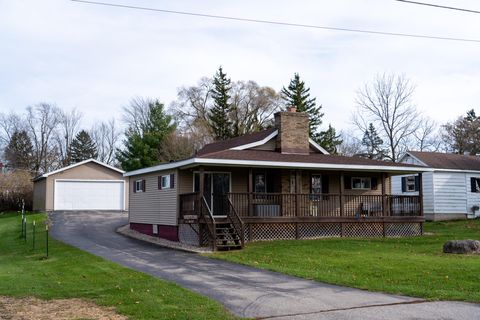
[42,162,128,211]
[33,178,47,211]
[129,170,177,226]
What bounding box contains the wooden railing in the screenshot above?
[179,192,422,220]
[226,197,245,248]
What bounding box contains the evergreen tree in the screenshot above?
[208,66,233,140]
[281,73,324,140]
[117,100,175,171]
[69,130,98,163]
[4,130,34,170]
[317,124,342,154]
[361,123,385,159]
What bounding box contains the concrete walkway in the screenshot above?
[49,211,480,319]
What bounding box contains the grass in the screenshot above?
[0,212,235,320]
[210,220,480,303]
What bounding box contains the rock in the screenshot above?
[443,240,480,254]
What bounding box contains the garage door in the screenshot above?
[54,180,125,210]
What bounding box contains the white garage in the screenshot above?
[33,159,129,212]
[54,180,125,211]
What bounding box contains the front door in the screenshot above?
[194,172,231,216]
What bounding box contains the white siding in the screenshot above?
[466,173,480,216]
[401,154,425,166]
[432,172,467,214]
[129,170,178,226]
[391,172,434,214]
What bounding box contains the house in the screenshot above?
[33,159,128,212]
[124,108,427,250]
[392,151,480,221]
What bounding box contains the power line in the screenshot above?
[394,0,480,14]
[70,0,480,44]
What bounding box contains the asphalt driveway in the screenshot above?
[49,211,480,319]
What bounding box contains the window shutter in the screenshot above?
[415,176,420,192]
[170,174,175,189]
[401,177,406,192]
[371,177,378,190]
[158,176,162,190]
[142,179,146,192]
[321,175,329,194]
[471,177,477,192]
[133,181,136,193]
[344,176,351,190]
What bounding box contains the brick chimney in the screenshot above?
[274,108,310,154]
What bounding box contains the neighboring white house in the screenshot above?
[392,151,480,221]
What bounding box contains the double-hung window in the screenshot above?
[352,177,371,190]
[161,175,171,189]
[135,180,144,192]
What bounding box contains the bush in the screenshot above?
[0,170,33,211]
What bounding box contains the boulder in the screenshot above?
[443,240,480,254]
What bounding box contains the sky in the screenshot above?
[1,0,479,133]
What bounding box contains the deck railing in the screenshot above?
[180,192,422,219]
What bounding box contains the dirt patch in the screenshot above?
[0,296,127,320]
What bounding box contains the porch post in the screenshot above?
[418,172,424,217]
[198,166,205,247]
[248,168,253,217]
[381,172,387,237]
[295,170,301,217]
[339,172,345,237]
[199,166,205,200]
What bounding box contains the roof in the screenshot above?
[33,159,125,181]
[197,128,277,156]
[124,150,428,177]
[406,151,480,171]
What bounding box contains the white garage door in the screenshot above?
[54,180,125,210]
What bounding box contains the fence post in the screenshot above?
[45,223,49,258]
[33,221,36,250]
[24,217,27,243]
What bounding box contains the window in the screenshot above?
[406,176,416,192]
[254,173,266,193]
[471,177,480,193]
[352,177,371,190]
[161,175,171,189]
[311,175,322,194]
[135,180,144,193]
[401,175,419,192]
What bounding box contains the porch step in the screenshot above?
[214,221,242,251]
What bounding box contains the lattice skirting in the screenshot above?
[178,223,199,246]
[245,222,422,242]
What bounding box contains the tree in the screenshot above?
[158,131,196,162]
[69,130,97,163]
[337,130,363,156]
[443,109,480,155]
[317,124,342,154]
[4,130,33,170]
[281,73,323,140]
[27,103,61,173]
[56,108,82,167]
[208,67,234,140]
[354,73,420,162]
[117,99,175,171]
[90,118,121,165]
[361,123,386,160]
[412,117,442,152]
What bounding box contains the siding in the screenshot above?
[465,173,480,215]
[33,178,47,211]
[129,170,177,226]
[391,172,434,214]
[433,172,467,214]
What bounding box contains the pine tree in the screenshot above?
[317,124,342,154]
[69,130,98,163]
[4,130,34,170]
[281,73,324,139]
[117,100,175,171]
[208,66,233,140]
[361,123,385,159]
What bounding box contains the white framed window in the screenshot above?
[406,176,416,192]
[161,175,171,189]
[471,177,480,193]
[352,177,371,190]
[135,180,144,193]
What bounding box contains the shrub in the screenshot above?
[0,170,33,211]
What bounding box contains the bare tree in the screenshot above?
[353,73,420,162]
[412,117,442,151]
[0,112,24,151]
[56,108,82,166]
[337,130,363,156]
[158,131,196,162]
[91,118,122,165]
[27,103,61,173]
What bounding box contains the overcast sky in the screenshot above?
[1,0,479,133]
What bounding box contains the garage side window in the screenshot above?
[134,180,145,193]
[471,177,480,193]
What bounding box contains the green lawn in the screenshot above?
[211,220,480,302]
[0,212,235,320]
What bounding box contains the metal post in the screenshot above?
[33,221,36,250]
[24,218,27,243]
[45,223,49,258]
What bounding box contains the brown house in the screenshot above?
[125,109,427,250]
[33,159,128,212]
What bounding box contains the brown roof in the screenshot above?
[197,128,277,156]
[408,151,480,171]
[198,149,423,169]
